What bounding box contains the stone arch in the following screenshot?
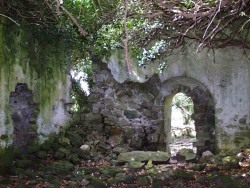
[156,77,216,155]
[9,83,39,149]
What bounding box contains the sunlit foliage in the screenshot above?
[2,0,250,90]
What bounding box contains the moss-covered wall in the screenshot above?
[0,17,71,148]
[98,41,250,154]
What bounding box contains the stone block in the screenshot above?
[107,135,124,146]
[100,109,111,116]
[85,113,103,123]
[105,88,115,96]
[80,144,91,152]
[113,145,129,154]
[200,150,214,162]
[119,118,130,126]
[176,148,196,161]
[103,98,114,104]
[93,103,105,109]
[86,123,104,132]
[91,87,104,94]
[124,110,141,119]
[130,138,143,148]
[116,90,133,98]
[129,103,139,109]
[118,151,170,163]
[93,72,111,83]
[109,126,124,136]
[92,107,100,114]
[106,104,115,110]
[143,109,153,117]
[104,116,119,125]
[123,127,133,138]
[116,104,128,110]
[112,109,123,117]
[88,93,100,103]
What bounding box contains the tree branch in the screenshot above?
[0,13,20,26]
[124,0,132,74]
[60,5,88,36]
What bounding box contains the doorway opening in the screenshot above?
[159,77,216,156]
[170,92,196,156]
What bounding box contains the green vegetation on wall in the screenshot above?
[0,17,71,149]
[0,147,13,175]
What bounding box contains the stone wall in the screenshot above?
[86,60,162,150]
[88,42,250,154]
[0,18,71,149]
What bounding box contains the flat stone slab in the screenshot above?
[118,151,170,163]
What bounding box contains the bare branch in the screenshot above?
[0,13,20,26]
[60,5,88,36]
[124,0,132,74]
[203,0,223,39]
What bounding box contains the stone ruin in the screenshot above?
[82,44,250,155]
[0,17,249,163]
[9,83,39,149]
[85,61,216,155]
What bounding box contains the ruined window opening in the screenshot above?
[9,83,39,149]
[169,92,197,156]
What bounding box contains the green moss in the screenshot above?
[0,18,71,152]
[0,18,4,69]
[0,147,14,175]
[226,124,237,129]
[99,166,121,176]
[235,130,250,137]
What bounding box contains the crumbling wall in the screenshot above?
[0,17,71,149]
[9,83,39,148]
[88,42,250,154]
[86,61,161,150]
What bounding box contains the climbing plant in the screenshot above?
[1,0,250,112]
[1,0,250,72]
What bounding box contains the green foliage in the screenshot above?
[71,56,93,87]
[137,40,167,66]
[207,0,218,5]
[173,93,193,112]
[71,79,89,112]
[96,20,124,56]
[70,55,92,111]
[0,147,14,175]
[63,0,100,33]
[4,0,250,81]
[172,93,194,125]
[182,0,195,9]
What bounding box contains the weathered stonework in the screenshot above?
[9,83,39,148]
[86,60,160,151]
[0,18,71,150]
[89,42,250,154]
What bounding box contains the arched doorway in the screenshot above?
[170,92,196,156]
[157,77,216,155]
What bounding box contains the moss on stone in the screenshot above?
[0,17,5,69]
[0,147,14,175]
[0,19,70,176]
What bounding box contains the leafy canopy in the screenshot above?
[2,0,250,68]
[2,0,250,111]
